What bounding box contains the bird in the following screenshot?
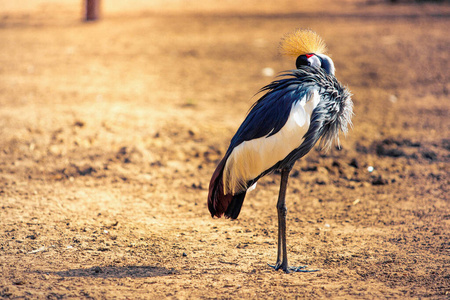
[207,29,353,273]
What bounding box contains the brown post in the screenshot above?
[85,0,101,21]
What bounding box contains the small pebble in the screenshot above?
[262,67,275,77]
[389,94,398,103]
[182,252,187,257]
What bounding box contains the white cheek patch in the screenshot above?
[223,89,321,195]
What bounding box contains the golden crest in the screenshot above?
[280,29,327,57]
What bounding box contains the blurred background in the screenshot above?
[0,1,449,299]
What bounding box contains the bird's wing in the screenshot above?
[228,82,310,150]
[222,79,320,195]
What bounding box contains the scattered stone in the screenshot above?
[93,266,103,274]
[150,160,163,167]
[372,175,388,186]
[290,170,300,177]
[421,150,437,161]
[79,166,96,176]
[349,158,359,168]
[315,178,327,185]
[301,166,318,172]
[28,246,46,254]
[191,183,203,190]
[404,139,421,147]
[73,120,85,127]
[376,144,405,157]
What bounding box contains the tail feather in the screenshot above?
[208,156,247,219]
[225,191,247,219]
[208,157,232,218]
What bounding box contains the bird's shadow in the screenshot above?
[48,265,176,279]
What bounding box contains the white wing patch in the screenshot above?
[223,89,320,195]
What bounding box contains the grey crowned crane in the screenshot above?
[207,29,353,273]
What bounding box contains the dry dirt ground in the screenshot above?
[1,1,449,299]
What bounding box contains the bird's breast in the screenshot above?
[223,89,320,195]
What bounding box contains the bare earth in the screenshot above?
[1,1,449,299]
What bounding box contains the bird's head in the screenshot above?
[280,29,335,75]
[295,53,335,76]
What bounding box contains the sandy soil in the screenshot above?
[1,1,449,299]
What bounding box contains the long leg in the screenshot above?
[274,195,283,268]
[268,167,290,271]
[269,167,320,273]
[278,167,290,272]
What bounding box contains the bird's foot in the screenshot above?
[288,265,319,273]
[268,262,282,271]
[268,263,319,273]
